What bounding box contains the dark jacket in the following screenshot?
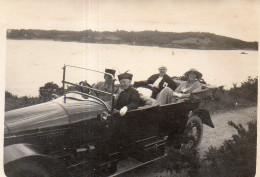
[147,74,176,98]
[115,86,140,110]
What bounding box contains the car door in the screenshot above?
[117,106,161,142]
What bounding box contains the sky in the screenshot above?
[0,0,259,41]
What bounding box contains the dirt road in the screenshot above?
[114,106,257,176]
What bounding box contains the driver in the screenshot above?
[92,69,121,101]
[114,72,140,116]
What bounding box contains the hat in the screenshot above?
[184,68,203,79]
[159,66,167,70]
[105,69,116,76]
[118,73,133,81]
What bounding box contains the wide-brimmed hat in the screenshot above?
[118,73,133,81]
[184,68,202,79]
[105,69,116,76]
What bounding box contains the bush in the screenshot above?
[5,82,63,111]
[162,148,201,176]
[5,91,43,111]
[39,82,63,101]
[229,76,258,102]
[203,76,257,111]
[199,120,256,177]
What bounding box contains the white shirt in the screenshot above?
[152,76,163,88]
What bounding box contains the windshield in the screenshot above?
[62,65,118,105]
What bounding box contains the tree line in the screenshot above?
[7,29,258,50]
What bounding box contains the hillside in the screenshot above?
[7,29,258,50]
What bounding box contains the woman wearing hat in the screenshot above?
[154,68,203,105]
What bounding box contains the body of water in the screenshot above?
[6,40,258,97]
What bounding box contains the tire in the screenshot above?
[7,161,51,177]
[181,115,203,151]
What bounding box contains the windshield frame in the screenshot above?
[62,65,116,113]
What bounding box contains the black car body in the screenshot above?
[4,65,215,177]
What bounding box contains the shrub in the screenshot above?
[203,76,258,111]
[5,82,63,111]
[229,76,258,102]
[39,82,63,101]
[5,91,43,111]
[200,120,257,177]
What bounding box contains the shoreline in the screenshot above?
[6,38,258,51]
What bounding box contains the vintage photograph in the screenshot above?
[1,0,258,176]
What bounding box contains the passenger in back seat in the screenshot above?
[146,66,177,99]
[153,68,203,105]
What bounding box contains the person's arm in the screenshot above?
[173,92,190,98]
[146,74,157,85]
[164,75,177,90]
[89,83,98,96]
[174,82,185,93]
[91,82,104,96]
[173,82,201,98]
[114,92,121,110]
[113,86,121,102]
[114,85,122,95]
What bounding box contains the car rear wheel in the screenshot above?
[181,115,203,152]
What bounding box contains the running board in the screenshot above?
[108,154,167,177]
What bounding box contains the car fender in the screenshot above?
[4,143,49,165]
[4,143,67,176]
[191,109,215,128]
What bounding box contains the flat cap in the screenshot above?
[118,73,133,81]
[105,69,116,76]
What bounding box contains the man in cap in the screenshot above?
[115,72,140,116]
[92,69,121,101]
[146,66,176,98]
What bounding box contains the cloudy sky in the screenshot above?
[0,0,259,41]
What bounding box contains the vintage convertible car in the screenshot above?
[4,65,215,177]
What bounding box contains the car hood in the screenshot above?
[5,101,69,134]
[53,95,109,124]
[5,95,109,134]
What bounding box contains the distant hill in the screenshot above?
[7,29,258,50]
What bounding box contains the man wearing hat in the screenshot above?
[146,66,176,99]
[92,69,121,101]
[115,72,140,116]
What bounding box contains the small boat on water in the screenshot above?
[240,52,248,54]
